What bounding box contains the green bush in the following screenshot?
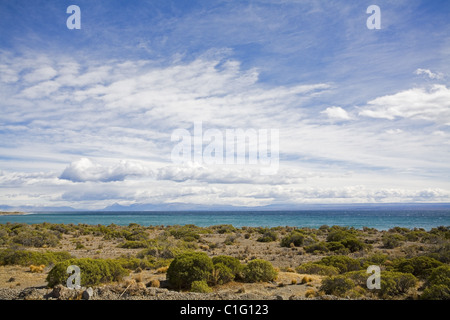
[295,262,339,276]
[377,271,418,298]
[317,256,362,274]
[213,225,237,234]
[190,280,212,293]
[212,255,243,278]
[212,263,234,285]
[320,270,417,298]
[304,242,329,254]
[391,256,443,279]
[420,265,450,300]
[118,240,150,249]
[325,241,346,252]
[326,229,354,242]
[341,238,366,253]
[427,243,450,263]
[114,257,153,271]
[421,284,450,300]
[360,253,389,269]
[167,252,214,289]
[382,233,405,249]
[242,259,277,283]
[257,231,278,243]
[11,229,61,247]
[46,258,129,287]
[320,276,355,296]
[325,229,366,252]
[167,225,209,242]
[426,265,450,287]
[280,230,305,247]
[0,249,73,266]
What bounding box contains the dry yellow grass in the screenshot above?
[156,266,169,274]
[149,279,160,288]
[29,265,45,273]
[305,289,316,298]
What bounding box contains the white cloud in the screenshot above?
[359,85,450,124]
[321,106,352,120]
[59,158,152,182]
[1,52,450,208]
[156,163,314,185]
[415,68,444,80]
[23,66,58,83]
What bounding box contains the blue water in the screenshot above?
[0,210,449,230]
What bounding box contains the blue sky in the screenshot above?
[0,0,449,209]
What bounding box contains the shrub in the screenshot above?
[421,265,450,300]
[114,257,153,271]
[148,279,160,288]
[317,256,362,274]
[305,289,316,298]
[377,271,418,298]
[224,235,239,245]
[75,242,85,250]
[320,276,355,296]
[214,225,237,234]
[382,233,405,249]
[167,225,209,242]
[326,241,346,252]
[301,276,313,284]
[360,253,389,269]
[341,238,366,253]
[257,231,277,243]
[425,265,450,287]
[46,258,129,287]
[427,243,450,263]
[295,262,339,276]
[280,231,305,247]
[0,249,72,266]
[391,256,443,279]
[191,280,212,293]
[212,255,243,278]
[243,259,277,283]
[11,229,60,247]
[343,270,417,297]
[211,263,234,285]
[421,284,450,300]
[166,252,214,289]
[304,242,329,254]
[118,240,150,249]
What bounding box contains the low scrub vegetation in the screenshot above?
[47,258,129,287]
[0,249,72,266]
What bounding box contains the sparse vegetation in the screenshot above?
[243,259,278,283]
[46,258,129,287]
[0,222,448,300]
[190,280,212,293]
[167,252,214,289]
[0,249,72,266]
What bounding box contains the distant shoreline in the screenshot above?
[0,211,27,216]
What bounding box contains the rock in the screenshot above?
[50,284,81,300]
[7,277,15,282]
[82,287,94,300]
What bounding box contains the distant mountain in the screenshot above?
[2,202,450,213]
[100,202,450,211]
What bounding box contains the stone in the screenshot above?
[82,287,94,300]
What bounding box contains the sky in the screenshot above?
[0,0,450,210]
